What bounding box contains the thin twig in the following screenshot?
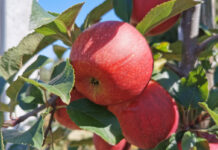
[43,105,56,146]
[165,63,184,77]
[197,34,218,53]
[2,95,58,127]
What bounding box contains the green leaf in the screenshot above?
[82,0,113,30]
[0,129,5,150]
[6,55,51,112]
[154,67,208,108]
[56,3,84,30]
[170,66,208,108]
[30,0,55,30]
[50,61,66,80]
[20,59,74,104]
[152,68,180,91]
[23,55,52,77]
[67,99,123,145]
[207,88,218,110]
[44,128,67,144]
[0,76,6,96]
[152,42,172,53]
[0,32,56,81]
[181,131,197,150]
[136,0,201,34]
[182,66,208,100]
[152,134,178,150]
[35,3,84,46]
[215,67,218,87]
[207,125,218,135]
[3,116,44,149]
[0,102,10,112]
[8,144,36,150]
[53,45,68,59]
[199,102,218,126]
[195,138,210,150]
[113,0,132,22]
[18,84,44,110]
[0,112,3,127]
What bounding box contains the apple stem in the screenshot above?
[90,77,99,86]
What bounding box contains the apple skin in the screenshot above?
[130,0,180,36]
[70,21,153,105]
[108,80,179,149]
[93,134,130,150]
[54,90,83,130]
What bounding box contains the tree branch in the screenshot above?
[179,5,201,76]
[2,95,58,127]
[165,63,184,77]
[197,34,218,54]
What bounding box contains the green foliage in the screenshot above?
[1,0,218,149]
[181,131,209,150]
[3,117,44,149]
[0,102,10,112]
[18,84,44,110]
[136,0,202,34]
[215,67,218,87]
[53,45,68,59]
[50,61,66,80]
[0,130,5,150]
[151,134,178,150]
[67,99,123,145]
[0,112,3,127]
[8,144,36,150]
[207,88,218,110]
[155,66,208,108]
[30,0,55,30]
[0,76,6,96]
[199,102,218,126]
[20,59,74,104]
[113,0,132,22]
[0,33,54,82]
[82,0,113,30]
[33,2,84,46]
[6,55,51,112]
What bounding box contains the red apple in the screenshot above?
[93,134,130,150]
[70,21,153,105]
[130,0,180,36]
[108,80,179,149]
[54,90,83,130]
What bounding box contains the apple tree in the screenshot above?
[0,0,218,150]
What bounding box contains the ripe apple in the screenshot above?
[130,0,180,36]
[70,21,153,105]
[93,134,131,150]
[54,90,83,130]
[108,80,179,149]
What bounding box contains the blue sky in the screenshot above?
[38,0,120,60]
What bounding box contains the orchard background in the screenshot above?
[0,0,218,150]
